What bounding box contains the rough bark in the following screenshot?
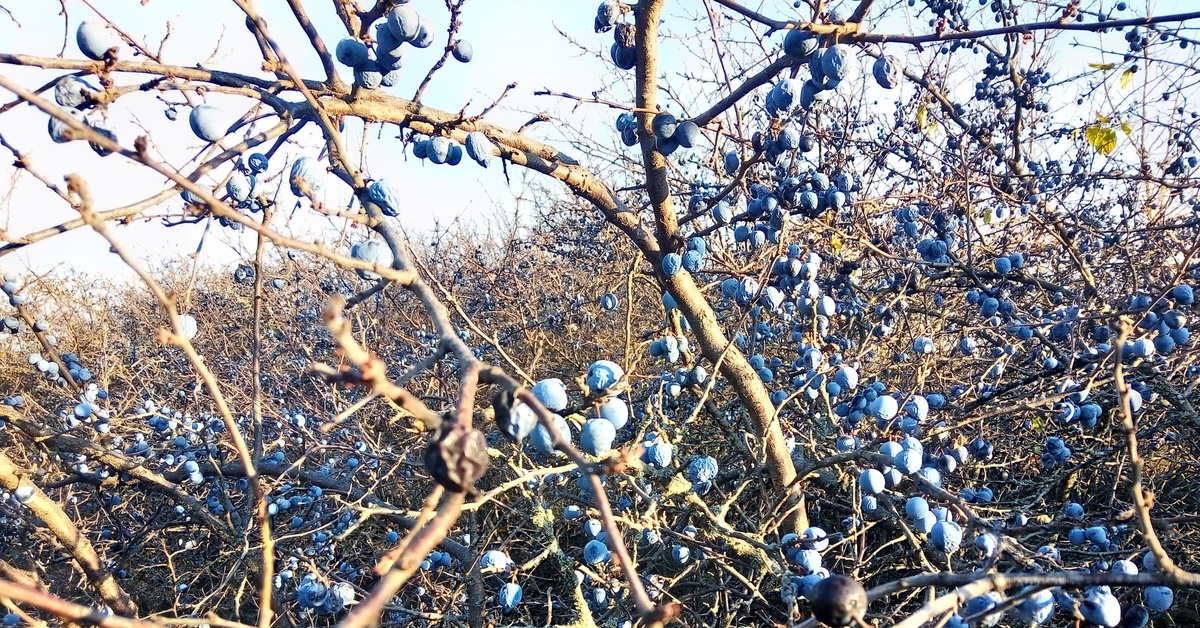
[632,0,804,530]
[0,452,138,616]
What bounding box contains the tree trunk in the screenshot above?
[633,0,805,532]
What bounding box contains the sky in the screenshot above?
[0,0,617,278]
[0,0,1196,280]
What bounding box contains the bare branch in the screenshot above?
[0,453,137,616]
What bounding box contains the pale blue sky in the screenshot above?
[0,0,616,277]
[0,0,1195,278]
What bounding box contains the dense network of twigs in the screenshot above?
[2,0,1200,627]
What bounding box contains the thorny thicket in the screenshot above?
[2,0,1200,627]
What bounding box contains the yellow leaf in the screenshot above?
[916,104,928,130]
[831,234,843,255]
[1088,62,1116,70]
[1121,121,1132,136]
[1085,124,1118,156]
[983,208,993,225]
[1096,112,1110,124]
[1119,68,1135,90]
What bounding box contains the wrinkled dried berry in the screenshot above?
[809,575,867,627]
[424,421,488,493]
